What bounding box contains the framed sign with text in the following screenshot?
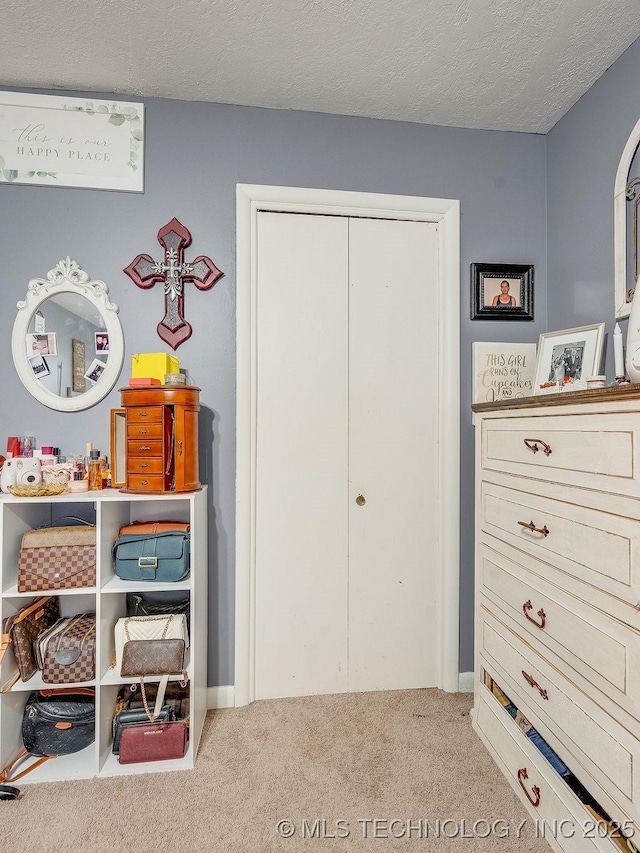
[472,342,537,403]
[0,92,144,191]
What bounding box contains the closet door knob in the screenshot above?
[356,495,366,506]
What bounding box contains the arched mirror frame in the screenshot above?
[12,257,124,411]
[614,115,640,318]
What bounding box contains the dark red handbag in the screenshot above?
[117,720,187,764]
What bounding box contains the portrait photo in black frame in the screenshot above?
[470,263,534,321]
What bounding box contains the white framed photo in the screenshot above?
[26,332,57,357]
[84,358,107,384]
[533,323,605,394]
[28,354,50,379]
[95,332,110,354]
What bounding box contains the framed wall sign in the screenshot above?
[472,342,537,403]
[471,262,534,321]
[0,92,144,191]
[72,338,86,394]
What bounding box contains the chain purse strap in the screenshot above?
[123,614,173,643]
[138,670,189,722]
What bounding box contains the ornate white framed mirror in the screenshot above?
[12,257,124,411]
[614,116,640,318]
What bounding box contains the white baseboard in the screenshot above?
[208,676,474,708]
[207,685,235,709]
[458,672,474,693]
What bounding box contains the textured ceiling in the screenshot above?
[3,0,640,133]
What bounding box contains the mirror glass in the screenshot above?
[615,117,640,318]
[12,258,124,411]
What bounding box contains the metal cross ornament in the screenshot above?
[124,217,224,349]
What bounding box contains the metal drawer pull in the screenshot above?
[139,463,149,469]
[518,519,550,537]
[523,438,552,456]
[138,411,149,418]
[138,429,149,434]
[523,600,546,629]
[138,445,151,451]
[522,670,549,700]
[517,768,541,807]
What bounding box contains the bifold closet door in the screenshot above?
[254,212,350,699]
[347,217,439,691]
[254,211,440,700]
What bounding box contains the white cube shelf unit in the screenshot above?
[0,487,207,781]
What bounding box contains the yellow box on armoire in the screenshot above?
[130,353,179,383]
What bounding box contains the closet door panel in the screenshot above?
[254,212,349,699]
[347,218,440,691]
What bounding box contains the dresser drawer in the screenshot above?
[126,406,164,424]
[479,606,639,825]
[126,440,164,458]
[480,481,640,616]
[474,690,624,853]
[480,412,639,497]
[480,543,640,723]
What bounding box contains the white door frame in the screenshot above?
[235,184,460,706]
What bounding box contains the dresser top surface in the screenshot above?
[472,383,640,414]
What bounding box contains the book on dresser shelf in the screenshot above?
[473,388,640,852]
[0,487,207,784]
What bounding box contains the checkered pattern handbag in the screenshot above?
[18,525,96,593]
[41,613,96,684]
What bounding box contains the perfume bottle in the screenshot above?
[88,450,103,491]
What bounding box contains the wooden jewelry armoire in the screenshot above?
[119,385,200,493]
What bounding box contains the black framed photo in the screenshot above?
[470,263,534,321]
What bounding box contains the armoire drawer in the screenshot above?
[125,473,166,492]
[479,480,640,617]
[126,440,164,458]
[474,690,624,853]
[126,421,165,440]
[126,457,165,475]
[479,605,640,826]
[480,412,640,497]
[126,406,165,423]
[480,543,640,723]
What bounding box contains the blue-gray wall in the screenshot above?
[0,88,549,684]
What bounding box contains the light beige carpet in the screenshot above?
[2,689,551,852]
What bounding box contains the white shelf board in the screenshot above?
[100,576,190,594]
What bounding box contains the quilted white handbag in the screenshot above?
[113,614,189,671]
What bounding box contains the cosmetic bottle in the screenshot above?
[88,450,103,491]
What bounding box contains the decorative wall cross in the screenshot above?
[124,217,224,349]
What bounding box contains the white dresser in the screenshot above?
[473,386,640,853]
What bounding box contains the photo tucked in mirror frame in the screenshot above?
[12,257,124,412]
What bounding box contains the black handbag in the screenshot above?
[0,688,95,794]
[116,680,190,720]
[126,591,191,631]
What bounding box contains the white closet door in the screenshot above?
[254,211,350,699]
[347,218,440,691]
[253,211,440,700]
